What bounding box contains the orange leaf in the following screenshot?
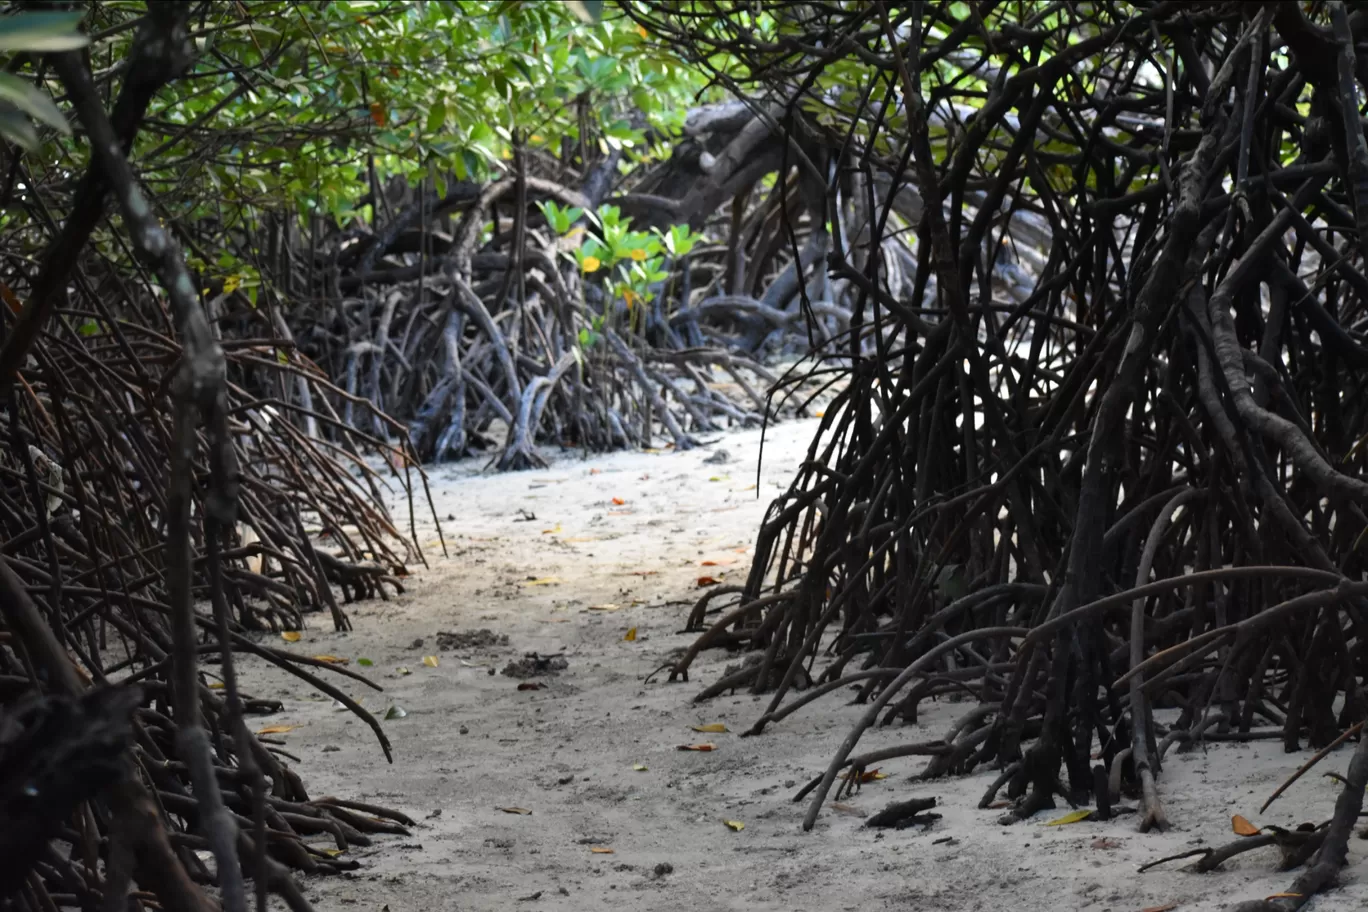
[611,497,626,505]
[311,655,348,664]
[590,468,601,475]
[369,102,386,126]
[697,576,721,587]
[590,847,614,854]
[677,742,716,752]
[1231,814,1260,837]
[256,725,296,735]
[0,282,21,314]
[281,631,301,642]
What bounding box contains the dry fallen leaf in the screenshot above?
[281,631,301,642]
[623,627,638,642]
[422,655,439,668]
[208,681,225,690]
[588,603,621,611]
[542,524,562,534]
[1140,905,1179,912]
[590,847,614,854]
[842,768,887,783]
[611,497,626,505]
[524,577,561,586]
[1265,895,1302,901]
[312,655,348,664]
[677,743,717,752]
[830,802,867,817]
[1232,814,1260,837]
[517,682,544,691]
[697,576,722,587]
[1044,809,1093,826]
[497,807,532,815]
[691,723,728,733]
[256,725,297,735]
[723,820,744,831]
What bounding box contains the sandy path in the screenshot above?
[237,419,1367,912]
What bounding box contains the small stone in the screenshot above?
[459,725,469,735]
[412,637,425,649]
[653,862,674,878]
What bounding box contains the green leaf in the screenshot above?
[0,110,39,151]
[563,0,604,24]
[0,12,89,53]
[357,657,374,667]
[0,74,69,134]
[425,98,446,134]
[77,319,100,336]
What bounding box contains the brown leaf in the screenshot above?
[369,102,386,126]
[590,847,614,854]
[1232,814,1260,837]
[497,807,532,815]
[677,743,717,752]
[830,802,867,817]
[697,576,721,587]
[517,682,543,691]
[623,627,637,642]
[1140,905,1178,912]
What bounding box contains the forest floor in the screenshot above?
[238,418,1367,912]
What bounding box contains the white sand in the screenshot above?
[236,418,1367,911]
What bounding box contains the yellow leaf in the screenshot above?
[222,274,241,294]
[677,742,717,752]
[208,682,225,690]
[530,134,543,142]
[589,603,620,611]
[311,655,348,664]
[624,627,638,642]
[582,255,601,273]
[542,524,562,534]
[1044,809,1093,826]
[632,763,648,771]
[590,846,614,854]
[1232,814,1260,837]
[629,248,647,261]
[637,24,648,38]
[691,723,728,733]
[423,655,439,668]
[281,631,301,642]
[497,807,532,815]
[256,725,297,735]
[397,666,412,676]
[723,820,744,831]
[815,409,825,418]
